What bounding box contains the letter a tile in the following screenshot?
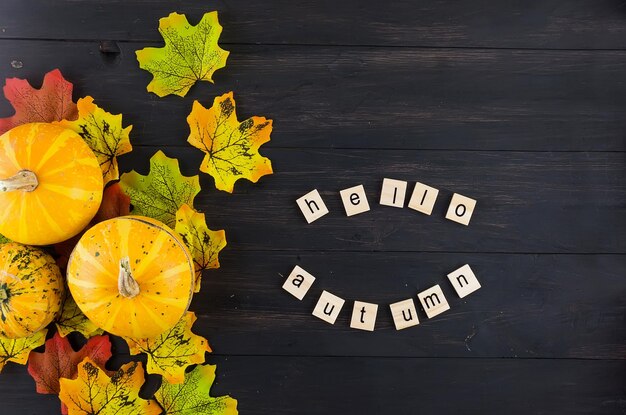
[282,265,316,300]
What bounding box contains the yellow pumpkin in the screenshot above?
[67,216,195,339]
[0,122,103,245]
[0,243,65,338]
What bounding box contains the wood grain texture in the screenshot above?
[192,251,626,359]
[1,0,626,49]
[0,1,625,414]
[1,356,624,414]
[1,41,625,151]
[116,147,626,254]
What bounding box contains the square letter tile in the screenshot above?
[312,290,345,324]
[445,193,477,226]
[380,178,407,208]
[408,182,439,215]
[447,264,481,298]
[339,184,371,217]
[350,301,378,331]
[417,285,450,319]
[389,299,420,330]
[296,189,329,224]
[282,265,316,300]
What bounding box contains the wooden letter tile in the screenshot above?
[350,301,378,331]
[389,298,420,330]
[447,264,481,298]
[312,290,345,324]
[408,182,439,215]
[339,184,370,217]
[282,265,316,300]
[417,284,450,319]
[380,178,407,208]
[296,189,329,224]
[445,193,477,226]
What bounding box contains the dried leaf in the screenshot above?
[27,333,112,396]
[55,96,133,184]
[187,92,273,193]
[175,204,226,292]
[136,11,229,97]
[119,150,201,227]
[0,68,78,134]
[59,359,160,415]
[94,183,131,222]
[124,312,211,384]
[156,364,238,415]
[55,295,103,339]
[0,329,47,372]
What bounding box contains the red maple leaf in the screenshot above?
[94,182,131,222]
[0,68,78,135]
[27,333,113,414]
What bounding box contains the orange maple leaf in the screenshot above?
[186,92,273,193]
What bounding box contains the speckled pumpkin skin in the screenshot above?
[67,216,195,339]
[0,243,65,338]
[0,123,103,245]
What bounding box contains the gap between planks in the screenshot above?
[2,36,626,52]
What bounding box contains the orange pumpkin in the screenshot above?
[67,216,195,339]
[0,123,103,245]
[0,243,65,338]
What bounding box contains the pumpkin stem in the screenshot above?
[118,257,140,299]
[0,170,38,192]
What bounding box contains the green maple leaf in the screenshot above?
[136,11,229,97]
[119,150,200,228]
[155,364,238,415]
[55,294,104,338]
[124,312,211,384]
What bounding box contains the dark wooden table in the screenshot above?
[1,1,625,413]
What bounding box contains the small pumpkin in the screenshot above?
[0,243,65,338]
[67,216,195,339]
[0,122,103,245]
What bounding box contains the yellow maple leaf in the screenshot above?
[136,12,229,97]
[187,92,273,193]
[59,358,160,415]
[56,96,133,184]
[55,295,103,338]
[124,312,211,384]
[0,329,47,372]
[175,204,226,292]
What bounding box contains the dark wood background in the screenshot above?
[1,1,625,413]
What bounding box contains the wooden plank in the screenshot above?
[1,0,626,49]
[115,147,626,254]
[1,41,625,151]
[1,356,624,414]
[190,251,626,359]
